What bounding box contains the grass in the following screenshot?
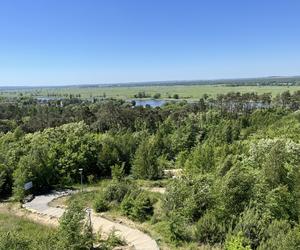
[0,211,56,248]
[0,211,55,235]
[1,84,300,100]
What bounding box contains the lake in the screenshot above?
[131,99,166,107]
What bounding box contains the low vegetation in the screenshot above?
[1,78,300,100]
[0,203,126,250]
[0,212,55,249]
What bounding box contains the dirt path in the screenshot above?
[0,202,59,227]
[23,191,159,250]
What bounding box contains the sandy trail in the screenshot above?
[22,191,159,250]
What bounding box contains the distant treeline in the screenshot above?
[0,76,300,93]
[0,90,299,134]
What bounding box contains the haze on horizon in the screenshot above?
[0,0,300,86]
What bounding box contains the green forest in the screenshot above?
[1,90,300,249]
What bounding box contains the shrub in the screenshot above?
[120,191,135,217]
[195,211,226,245]
[153,93,161,99]
[120,190,154,222]
[131,192,154,222]
[222,164,256,215]
[233,208,270,249]
[167,212,190,244]
[132,135,163,180]
[224,232,251,250]
[111,163,125,181]
[105,229,126,248]
[258,220,300,250]
[163,175,214,222]
[103,181,131,203]
[57,202,93,249]
[93,195,109,213]
[0,164,12,197]
[87,174,95,184]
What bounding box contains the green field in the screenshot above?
[1,84,300,100]
[0,211,55,248]
[0,212,54,235]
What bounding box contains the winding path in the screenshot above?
[23,191,159,250]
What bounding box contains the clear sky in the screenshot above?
[0,0,300,86]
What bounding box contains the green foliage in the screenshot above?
[105,229,126,248]
[0,206,127,250]
[120,190,154,222]
[57,201,93,249]
[103,180,131,203]
[233,208,271,249]
[12,162,30,201]
[153,93,161,99]
[265,185,296,220]
[132,135,163,180]
[0,231,32,250]
[224,232,251,250]
[87,174,95,184]
[93,194,109,213]
[173,94,179,99]
[184,143,215,174]
[163,175,214,222]
[195,211,226,245]
[0,212,56,250]
[258,220,300,250]
[221,164,257,215]
[167,212,190,244]
[0,164,11,198]
[1,93,300,249]
[111,163,125,181]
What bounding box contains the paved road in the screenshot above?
[23,191,159,250]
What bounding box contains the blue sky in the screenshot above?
[0,0,300,86]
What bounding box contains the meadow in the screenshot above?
[0,212,54,236]
[1,84,300,100]
[0,211,56,249]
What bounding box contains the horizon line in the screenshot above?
[0,74,299,88]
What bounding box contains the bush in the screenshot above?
[233,208,270,249]
[195,211,226,245]
[222,164,256,215]
[153,93,161,99]
[120,191,135,217]
[224,232,251,250]
[258,220,300,250]
[111,163,125,181]
[120,190,154,222]
[0,164,12,197]
[131,192,154,222]
[87,174,95,184]
[103,181,131,203]
[105,229,126,248]
[93,195,109,213]
[132,135,163,180]
[167,212,190,244]
[163,175,214,222]
[57,202,93,249]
